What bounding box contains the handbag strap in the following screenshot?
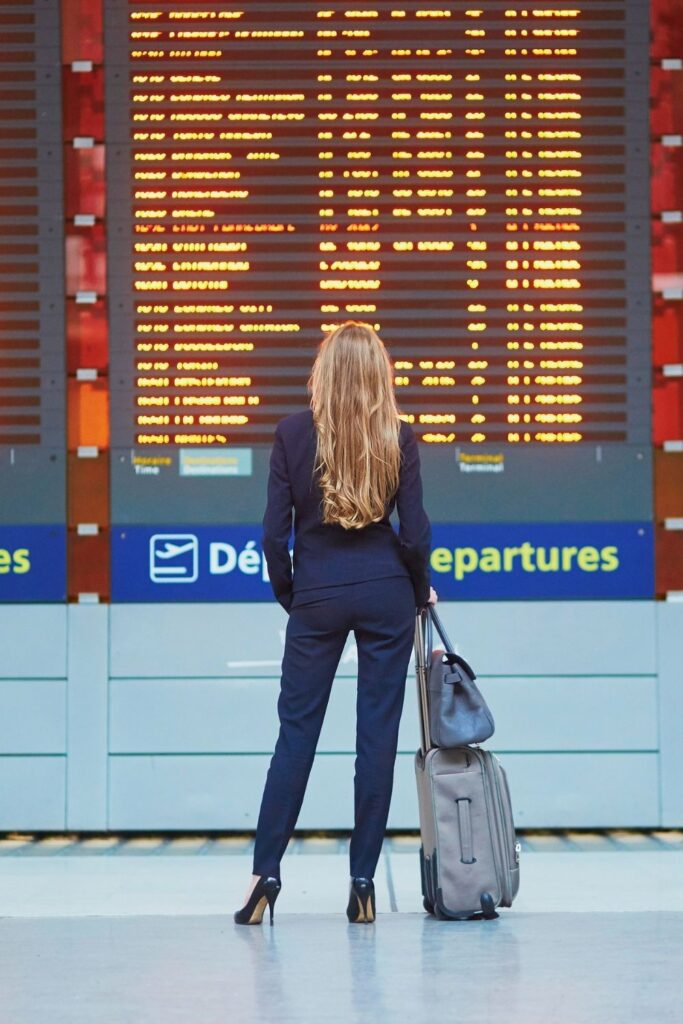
[416,605,455,663]
[429,606,478,681]
[429,606,455,654]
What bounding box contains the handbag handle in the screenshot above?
[428,606,455,654]
[429,605,478,681]
[416,604,454,663]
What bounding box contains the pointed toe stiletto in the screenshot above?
[346,877,376,923]
[234,876,281,926]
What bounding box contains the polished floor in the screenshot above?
[1,833,682,1024]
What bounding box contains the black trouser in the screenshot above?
[253,576,415,881]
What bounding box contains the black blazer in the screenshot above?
[262,409,431,611]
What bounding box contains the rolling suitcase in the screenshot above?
[414,607,521,920]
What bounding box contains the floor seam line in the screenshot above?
[384,850,399,913]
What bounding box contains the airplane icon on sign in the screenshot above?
[149,534,199,583]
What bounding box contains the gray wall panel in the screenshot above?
[107,753,417,830]
[483,677,658,753]
[109,601,657,679]
[503,752,660,829]
[110,678,282,755]
[446,602,656,676]
[108,751,659,831]
[656,603,683,826]
[0,681,66,754]
[110,604,291,679]
[0,757,65,831]
[109,675,657,755]
[0,606,67,678]
[0,600,672,831]
[108,754,269,831]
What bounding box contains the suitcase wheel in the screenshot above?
[423,896,435,915]
[480,892,499,920]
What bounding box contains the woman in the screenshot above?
[234,321,436,926]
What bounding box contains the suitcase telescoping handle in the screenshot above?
[414,607,432,754]
[414,605,458,754]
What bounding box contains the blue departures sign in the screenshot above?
[0,526,67,602]
[428,523,653,600]
[111,522,654,602]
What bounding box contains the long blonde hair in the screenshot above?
[308,321,401,530]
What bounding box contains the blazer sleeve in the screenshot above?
[262,424,294,611]
[396,425,432,606]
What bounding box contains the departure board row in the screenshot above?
[105,0,650,447]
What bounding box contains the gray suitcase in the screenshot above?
[414,608,521,920]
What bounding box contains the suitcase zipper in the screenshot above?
[490,756,513,905]
[496,755,522,871]
[470,747,509,905]
[490,756,518,903]
[483,749,516,905]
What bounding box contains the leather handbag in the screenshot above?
[421,606,495,748]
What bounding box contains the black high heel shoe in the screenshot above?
[234,876,281,926]
[346,877,375,923]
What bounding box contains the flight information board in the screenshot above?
[105,0,650,449]
[0,1,66,602]
[0,2,64,455]
[105,0,654,602]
